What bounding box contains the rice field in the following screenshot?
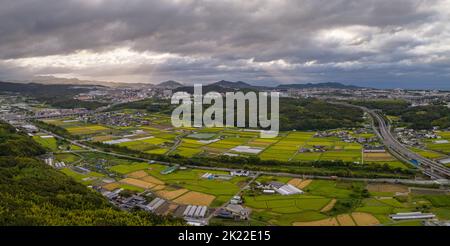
[410,148,445,159]
[60,167,105,185]
[117,137,172,151]
[43,113,406,167]
[33,135,58,151]
[106,163,247,207]
[66,125,110,135]
[245,177,447,226]
[244,179,355,225]
[424,131,450,154]
[42,118,113,136]
[259,132,363,163]
[54,153,80,163]
[109,163,152,174]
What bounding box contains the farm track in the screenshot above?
[204,172,260,222]
[164,133,186,156]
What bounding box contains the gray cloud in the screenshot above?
[0,0,449,88]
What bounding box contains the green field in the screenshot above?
[107,163,246,207]
[43,113,409,170]
[145,148,169,155]
[410,147,445,159]
[169,129,366,163]
[423,132,450,154]
[33,135,58,151]
[117,137,171,151]
[365,161,409,169]
[109,163,152,174]
[42,114,387,165]
[60,167,105,185]
[54,153,81,163]
[146,164,247,207]
[66,125,111,135]
[260,132,363,163]
[244,179,354,225]
[243,178,449,226]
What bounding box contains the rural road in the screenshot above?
[204,172,261,223]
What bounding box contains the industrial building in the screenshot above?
[216,204,251,220]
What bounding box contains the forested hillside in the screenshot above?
[352,100,450,130]
[279,98,363,131]
[110,97,364,130]
[0,121,183,225]
[400,105,450,130]
[0,81,107,110]
[351,99,410,115]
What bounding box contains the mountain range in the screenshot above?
[3,76,363,91]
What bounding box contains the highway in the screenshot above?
[338,103,450,180]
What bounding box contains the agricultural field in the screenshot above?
[60,167,106,185]
[105,163,248,207]
[109,162,152,174]
[41,114,409,169]
[32,135,58,151]
[260,132,363,163]
[409,147,445,160]
[363,152,410,169]
[54,153,81,164]
[242,177,449,226]
[42,118,112,136]
[116,137,172,151]
[66,125,111,135]
[66,151,139,177]
[423,132,450,154]
[164,129,371,165]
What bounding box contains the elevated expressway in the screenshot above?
[336,102,450,180]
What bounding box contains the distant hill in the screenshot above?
[209,80,257,89]
[277,82,362,89]
[0,81,107,109]
[155,80,184,89]
[0,81,101,96]
[10,76,135,87]
[5,76,364,90]
[175,80,362,93]
[174,80,261,94]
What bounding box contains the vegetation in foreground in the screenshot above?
[0,121,183,225]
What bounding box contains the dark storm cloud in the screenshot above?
[0,0,449,88]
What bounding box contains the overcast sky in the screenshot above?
[1,0,450,88]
